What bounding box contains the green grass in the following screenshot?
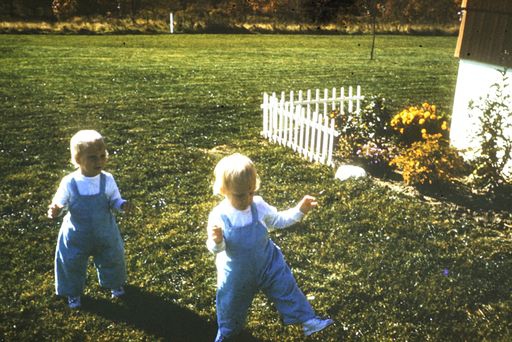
[1,34,511,341]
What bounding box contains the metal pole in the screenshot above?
[170,12,174,34]
[370,1,376,60]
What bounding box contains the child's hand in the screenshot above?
[298,195,318,214]
[121,201,135,214]
[211,226,223,244]
[47,203,63,219]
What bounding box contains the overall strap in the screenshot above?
[250,203,258,224]
[70,177,80,196]
[220,214,232,229]
[99,173,106,194]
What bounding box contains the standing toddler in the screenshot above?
[48,130,132,308]
[207,153,333,341]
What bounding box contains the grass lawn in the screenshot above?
[0,34,511,341]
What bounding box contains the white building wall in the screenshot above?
[450,59,512,176]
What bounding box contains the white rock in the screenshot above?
[334,165,367,181]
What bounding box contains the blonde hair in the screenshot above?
[213,153,260,196]
[69,130,106,168]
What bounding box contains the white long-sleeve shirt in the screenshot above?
[206,196,304,254]
[51,170,126,210]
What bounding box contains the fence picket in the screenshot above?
[315,113,322,162]
[315,89,320,117]
[321,114,329,164]
[348,86,353,114]
[323,88,328,117]
[299,107,305,156]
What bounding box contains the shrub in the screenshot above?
[333,95,395,166]
[390,133,465,185]
[356,140,398,170]
[468,70,512,195]
[390,102,449,145]
[388,102,466,185]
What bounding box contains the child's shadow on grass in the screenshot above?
[81,285,262,342]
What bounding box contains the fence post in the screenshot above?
[304,107,311,160]
[269,93,276,142]
[278,92,285,145]
[310,111,318,161]
[356,85,362,114]
[340,87,345,114]
[299,106,305,157]
[321,114,329,165]
[331,87,336,111]
[307,89,311,119]
[323,88,328,117]
[315,89,320,117]
[315,113,322,162]
[327,118,336,166]
[348,86,353,114]
[262,92,268,138]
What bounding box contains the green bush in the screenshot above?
[468,70,512,196]
[334,94,396,168]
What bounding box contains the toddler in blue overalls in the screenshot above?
[207,153,334,341]
[48,130,133,309]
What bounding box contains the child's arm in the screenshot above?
[297,195,318,214]
[47,203,64,219]
[206,211,226,254]
[261,195,317,230]
[48,176,70,219]
[106,174,133,214]
[119,201,135,214]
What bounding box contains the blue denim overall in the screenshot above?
[215,203,315,340]
[55,173,126,296]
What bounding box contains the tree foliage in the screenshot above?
[3,0,462,23]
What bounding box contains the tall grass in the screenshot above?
[0,17,459,35]
[1,34,510,341]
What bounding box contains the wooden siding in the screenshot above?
[455,0,512,68]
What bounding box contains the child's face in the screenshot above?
[225,182,255,210]
[75,141,107,177]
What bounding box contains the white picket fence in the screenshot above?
[261,86,364,167]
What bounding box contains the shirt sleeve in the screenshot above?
[51,175,71,208]
[206,207,226,254]
[256,197,305,230]
[105,174,126,211]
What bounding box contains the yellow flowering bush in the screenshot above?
[388,103,467,185]
[390,133,465,185]
[390,102,449,145]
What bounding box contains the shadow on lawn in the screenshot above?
[415,180,512,214]
[366,163,511,215]
[81,285,263,342]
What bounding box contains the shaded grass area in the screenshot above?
[1,34,511,341]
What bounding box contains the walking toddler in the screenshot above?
[206,153,333,341]
[48,130,132,308]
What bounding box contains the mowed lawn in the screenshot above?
[1,34,511,341]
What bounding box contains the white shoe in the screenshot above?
[303,317,334,336]
[67,296,81,309]
[111,286,125,298]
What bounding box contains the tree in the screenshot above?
[52,0,78,19]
